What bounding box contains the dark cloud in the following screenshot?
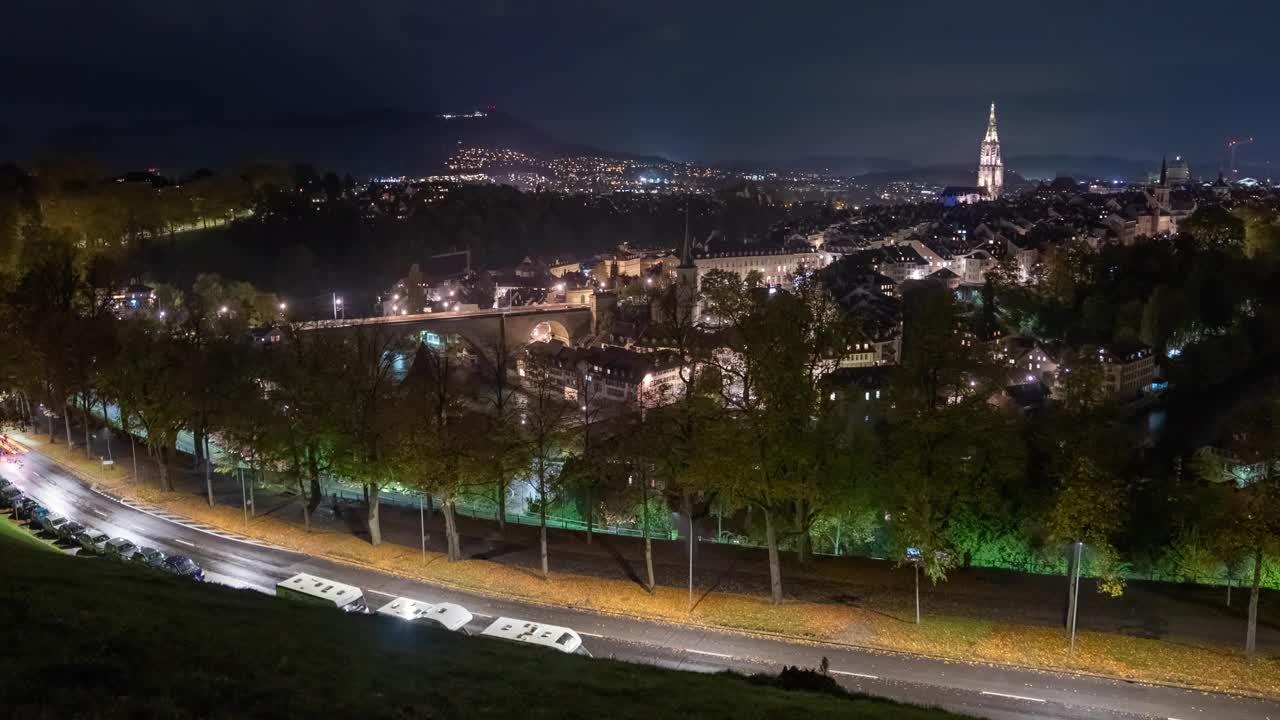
[4,1,1277,168]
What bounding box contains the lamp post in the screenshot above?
[332,293,344,320]
[239,467,248,531]
[1069,541,1083,655]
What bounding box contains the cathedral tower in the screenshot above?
[976,102,1004,199]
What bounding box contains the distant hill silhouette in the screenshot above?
[0,108,617,175]
[0,109,1196,184]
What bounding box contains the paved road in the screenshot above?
[5,452,1278,720]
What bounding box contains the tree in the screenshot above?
[896,285,994,408]
[392,343,473,561]
[879,284,1025,619]
[694,276,858,602]
[520,347,572,578]
[328,326,400,546]
[469,331,531,533]
[212,345,275,522]
[1190,398,1280,656]
[265,327,344,527]
[10,235,83,445]
[1046,453,1129,598]
[1180,205,1245,252]
[111,322,190,492]
[561,361,609,544]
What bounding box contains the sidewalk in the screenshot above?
[17,417,1280,698]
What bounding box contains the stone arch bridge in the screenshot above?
[298,303,595,353]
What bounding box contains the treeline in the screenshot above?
[0,157,822,306]
[142,185,817,302]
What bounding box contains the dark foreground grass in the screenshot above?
[0,534,970,720]
[0,512,57,553]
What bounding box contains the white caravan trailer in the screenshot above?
[480,617,589,656]
[276,573,369,613]
[375,597,474,632]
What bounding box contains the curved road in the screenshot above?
[4,451,1278,720]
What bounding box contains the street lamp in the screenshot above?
[332,293,344,320]
[1069,541,1084,655]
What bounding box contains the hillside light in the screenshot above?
[219,305,228,314]
[279,302,287,311]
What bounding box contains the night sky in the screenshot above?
[6,1,1278,169]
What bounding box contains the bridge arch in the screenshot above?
[529,319,571,345]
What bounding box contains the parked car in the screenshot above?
[15,498,41,521]
[131,547,166,570]
[56,520,85,544]
[131,546,166,570]
[29,505,50,527]
[0,477,11,488]
[103,537,138,561]
[0,486,22,508]
[77,529,110,555]
[38,513,67,534]
[162,555,205,581]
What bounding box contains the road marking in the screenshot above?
[831,670,879,680]
[471,612,493,619]
[980,691,1046,703]
[578,631,604,638]
[365,589,398,599]
[90,508,107,518]
[686,649,733,659]
[173,538,195,547]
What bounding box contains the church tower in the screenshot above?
[976,102,1004,199]
[675,203,700,324]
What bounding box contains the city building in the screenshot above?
[591,249,676,283]
[109,284,157,316]
[995,336,1061,386]
[520,341,687,409]
[691,246,832,288]
[976,102,1004,199]
[940,186,989,207]
[1097,342,1156,399]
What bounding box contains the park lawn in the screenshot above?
[0,512,58,553]
[0,532,969,720]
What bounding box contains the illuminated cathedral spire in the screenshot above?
[977,102,1004,199]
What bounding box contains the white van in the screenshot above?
[480,617,588,656]
[375,597,473,632]
[275,573,368,613]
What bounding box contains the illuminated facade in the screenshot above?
[976,103,1003,199]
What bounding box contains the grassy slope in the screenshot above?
[0,513,58,553]
[0,533,968,720]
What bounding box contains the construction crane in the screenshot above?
[1227,137,1254,176]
